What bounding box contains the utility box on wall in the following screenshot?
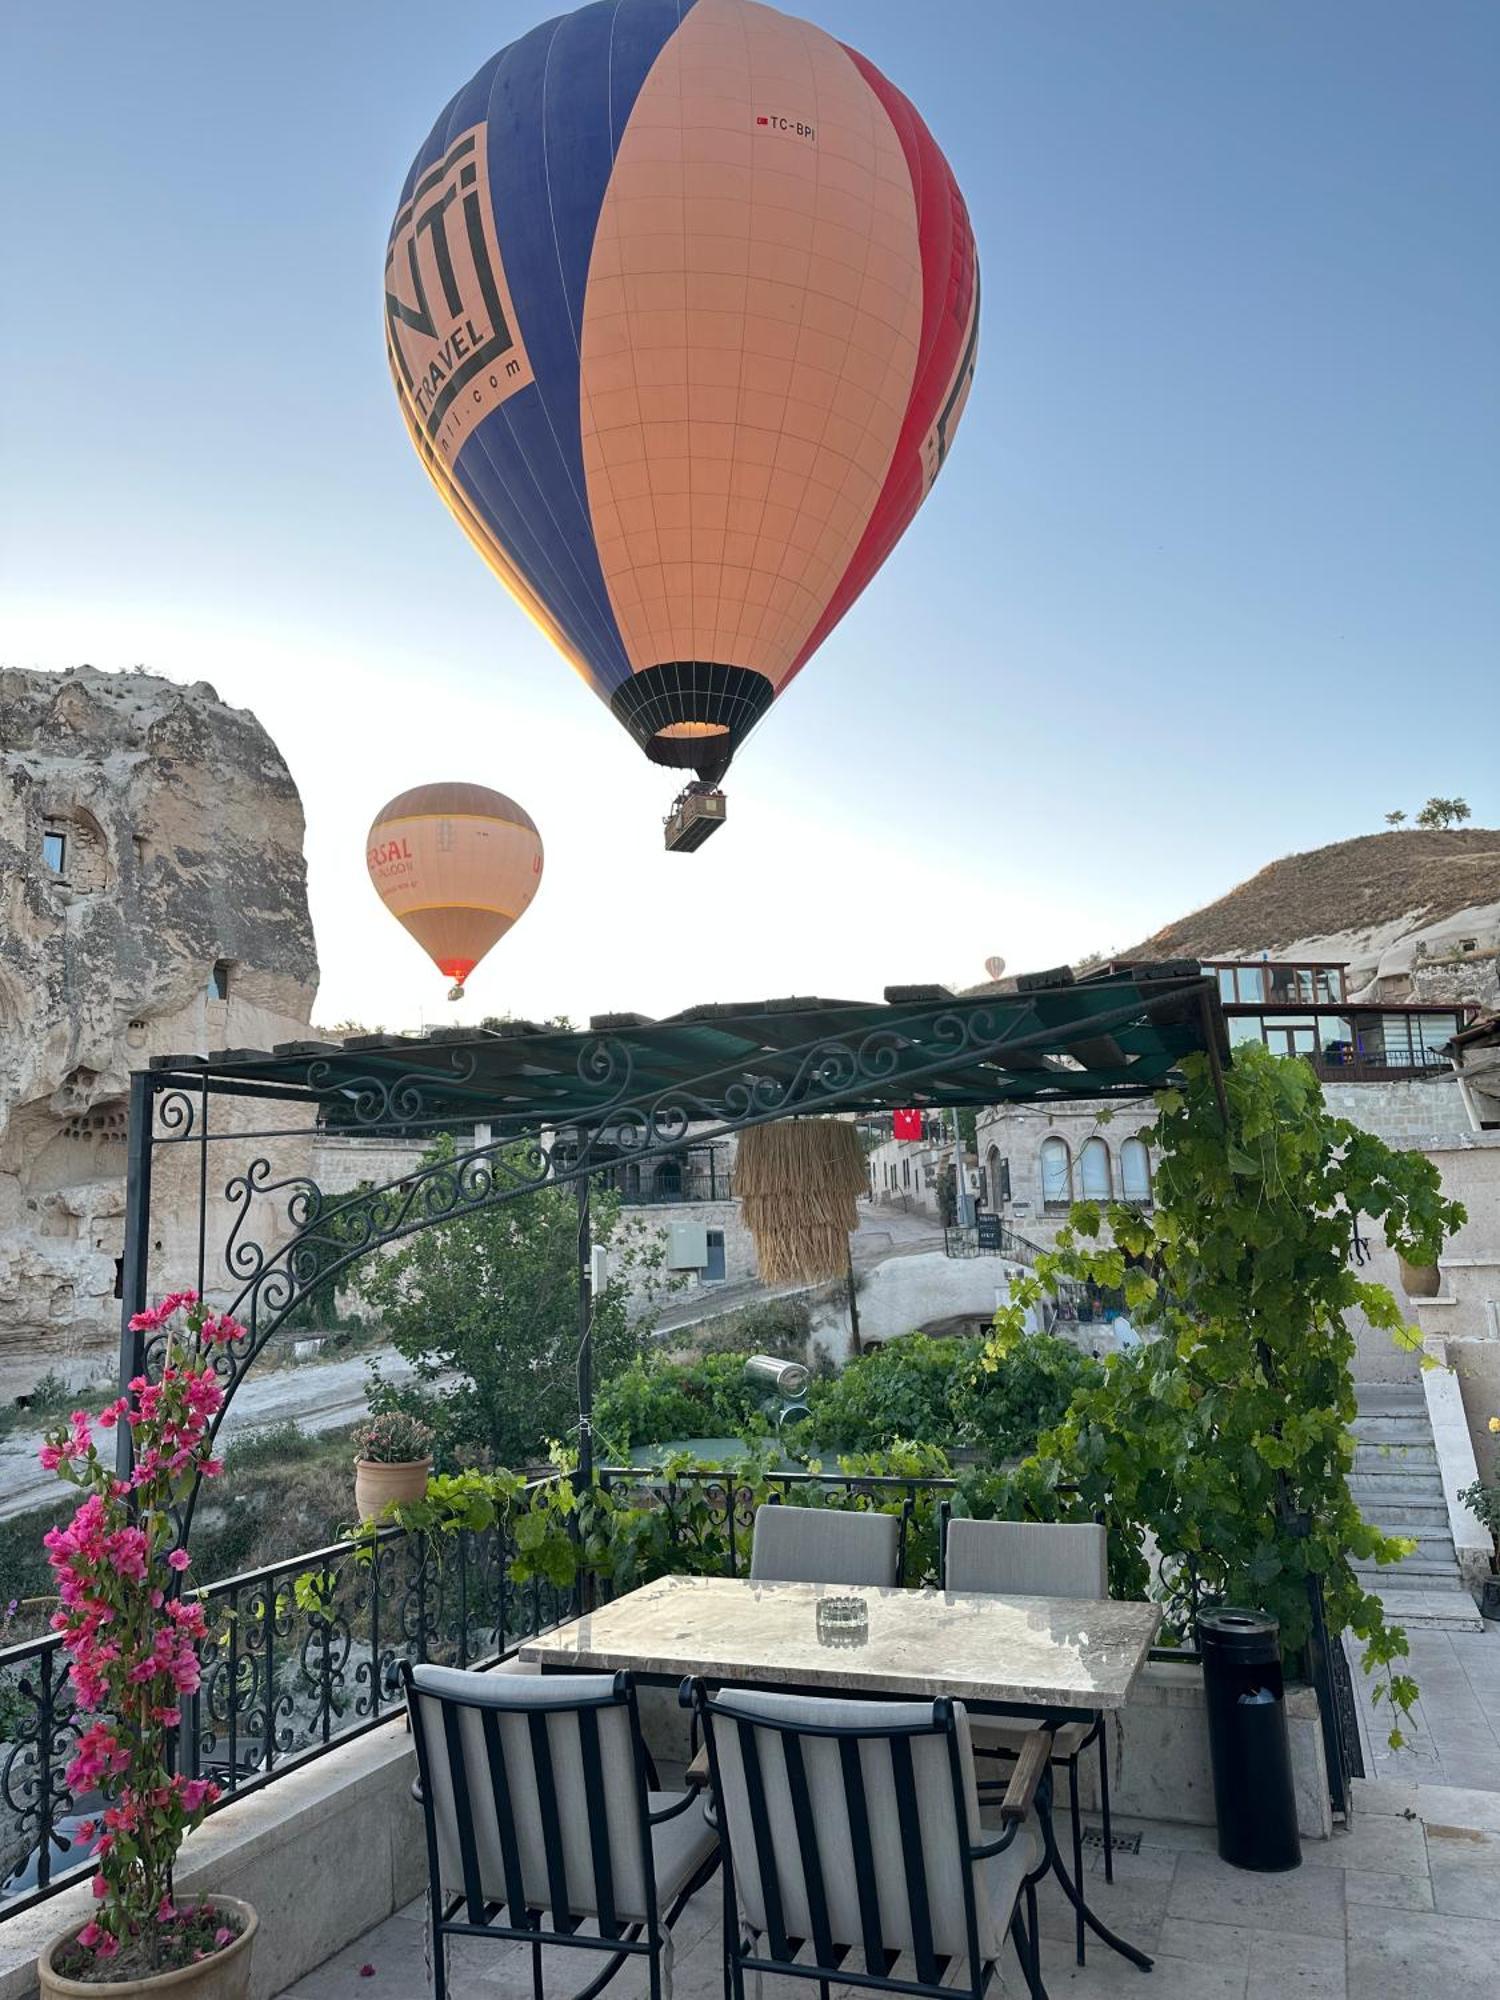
[666,1222,709,1271]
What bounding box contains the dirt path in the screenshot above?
[0,1347,422,1525]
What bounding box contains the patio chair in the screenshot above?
[941,1516,1112,1964]
[685,1680,1052,2000]
[749,1500,906,1588]
[402,1662,719,2000]
[682,1501,906,1791]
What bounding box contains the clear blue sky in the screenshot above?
[3,2,1496,1026]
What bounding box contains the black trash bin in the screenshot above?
[1199,1608,1302,1872]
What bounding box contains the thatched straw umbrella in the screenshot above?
[736,1118,868,1285]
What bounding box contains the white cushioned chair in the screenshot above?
[688,1681,1050,2000]
[403,1662,718,2000]
[942,1517,1112,1965]
[749,1502,904,1588]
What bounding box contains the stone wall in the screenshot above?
[973,1097,1157,1250]
[0,667,318,1395]
[618,1198,757,1303]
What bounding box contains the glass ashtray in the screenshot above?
[816,1595,869,1649]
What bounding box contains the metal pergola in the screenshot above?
[117,965,1226,1516]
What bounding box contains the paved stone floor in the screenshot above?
[1350,1619,1500,1792]
[277,1781,1500,2000]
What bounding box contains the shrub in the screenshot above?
[689,1295,813,1360]
[956,1331,1103,1461]
[798,1335,974,1452]
[594,1352,773,1454]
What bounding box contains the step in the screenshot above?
[1351,1555,1463,1581]
[1353,1444,1438,1475]
[1354,1384,1429,1416]
[1362,1505,1454,1531]
[1364,1586,1485,1632]
[1351,1416,1437,1445]
[1348,1476,1447,1507]
[1368,1528,1456,1555]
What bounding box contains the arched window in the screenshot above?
[1121,1137,1152,1203]
[1040,1137,1071,1207]
[1079,1137,1112,1201]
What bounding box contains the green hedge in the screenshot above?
[595,1332,1103,1467]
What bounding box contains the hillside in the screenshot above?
[1128,828,1500,1002]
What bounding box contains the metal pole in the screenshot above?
[575,1168,594,1492]
[951,1114,972,1230]
[846,1245,862,1356]
[116,1070,155,1479]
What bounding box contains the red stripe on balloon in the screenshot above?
[782,45,977,687]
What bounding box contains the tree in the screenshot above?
[971,1042,1466,1744]
[361,1141,667,1469]
[1416,796,1471,829]
[1384,810,1407,828]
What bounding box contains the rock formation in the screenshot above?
[0,666,318,1389]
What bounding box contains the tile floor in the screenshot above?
[276,1786,1500,2000]
[1349,1622,1500,1792]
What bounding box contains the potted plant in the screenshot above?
[35,1290,258,1996]
[1460,1416,1500,1621]
[352,1409,434,1520]
[1397,1255,1441,1298]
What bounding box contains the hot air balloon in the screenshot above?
[984,955,1006,981]
[366,783,543,999]
[385,0,978,849]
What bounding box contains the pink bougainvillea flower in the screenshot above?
[166,1548,192,1571]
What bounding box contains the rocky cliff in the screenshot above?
[0,666,319,1386]
[1127,829,1500,1005]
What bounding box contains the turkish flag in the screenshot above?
[892,1108,923,1142]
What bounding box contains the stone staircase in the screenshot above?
[1348,1382,1484,1631]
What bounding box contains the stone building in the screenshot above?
[595,1135,755,1297]
[0,666,319,1394]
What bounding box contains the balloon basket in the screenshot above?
[664,784,727,852]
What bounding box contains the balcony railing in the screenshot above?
[604,1169,734,1206]
[0,1478,573,1918]
[4,1460,1205,1919]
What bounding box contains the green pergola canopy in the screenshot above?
[148,965,1226,1134]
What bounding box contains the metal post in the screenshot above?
[116,1070,155,1479]
[951,1114,973,1230]
[575,1169,594,1492]
[845,1245,862,1356]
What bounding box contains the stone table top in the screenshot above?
[520,1575,1162,1712]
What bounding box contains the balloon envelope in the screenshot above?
[366,783,543,989]
[386,0,978,783]
[984,955,1006,980]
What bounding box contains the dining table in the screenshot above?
[520,1572,1162,1972]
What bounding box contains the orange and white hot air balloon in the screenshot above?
[366,783,543,999]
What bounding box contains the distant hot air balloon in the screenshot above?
[385,0,978,849]
[984,955,1006,981]
[366,783,543,999]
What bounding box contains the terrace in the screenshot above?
[3,972,1497,2000]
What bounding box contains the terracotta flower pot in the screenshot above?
[1398,1257,1441,1299]
[354,1456,432,1521]
[39,1898,257,1999]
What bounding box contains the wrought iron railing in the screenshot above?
[605,1171,734,1206]
[0,1480,573,1919]
[4,1463,1208,1918]
[943,1221,1045,1264]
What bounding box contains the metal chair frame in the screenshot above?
[684,1679,1051,2000]
[401,1662,718,2000]
[938,1509,1115,1966]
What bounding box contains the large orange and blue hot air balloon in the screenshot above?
[385,0,978,843]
